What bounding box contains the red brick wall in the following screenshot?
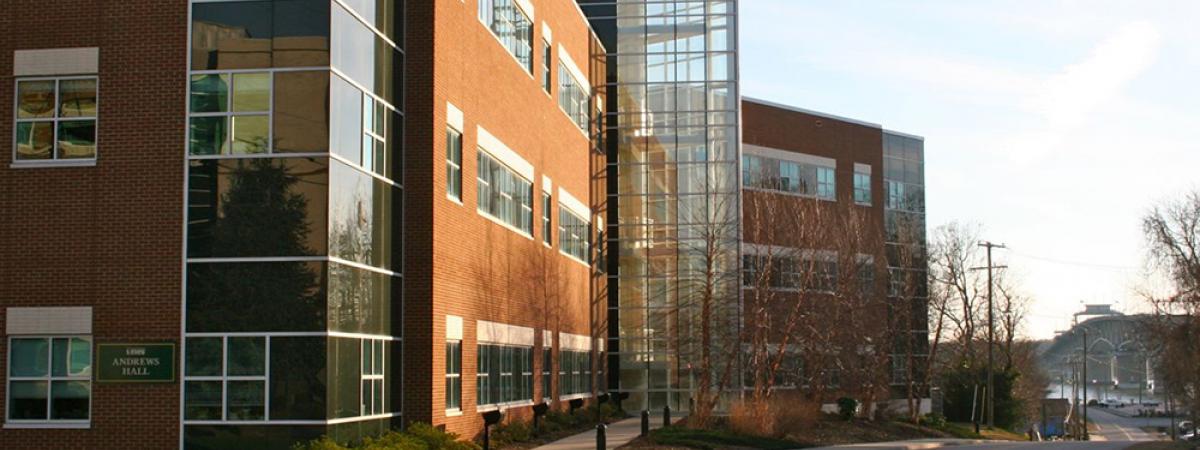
[0,1,187,449]
[404,0,604,439]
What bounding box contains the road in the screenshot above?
[1086,406,1172,442]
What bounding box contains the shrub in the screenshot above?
[293,423,480,450]
[837,397,859,420]
[406,423,480,450]
[923,413,947,428]
[490,420,533,448]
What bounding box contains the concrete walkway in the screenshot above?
[804,439,996,450]
[531,417,659,450]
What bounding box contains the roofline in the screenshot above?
[570,2,607,54]
[742,96,882,130]
[884,129,925,141]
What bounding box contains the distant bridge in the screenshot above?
[1040,307,1155,401]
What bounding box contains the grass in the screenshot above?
[642,425,808,450]
[930,422,1028,441]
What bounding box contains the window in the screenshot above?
[542,192,552,245]
[184,336,267,421]
[446,127,463,201]
[446,340,462,411]
[361,339,385,416]
[477,344,533,407]
[478,0,533,72]
[816,167,835,200]
[854,171,871,205]
[779,161,802,193]
[559,350,591,397]
[558,63,589,131]
[189,72,270,155]
[741,155,762,188]
[542,40,552,93]
[14,77,97,162]
[360,93,387,174]
[7,337,91,423]
[558,208,589,262]
[541,346,552,400]
[477,152,534,234]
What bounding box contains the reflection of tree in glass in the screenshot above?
[328,174,377,334]
[189,156,325,332]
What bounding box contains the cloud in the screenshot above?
[1028,20,1163,129]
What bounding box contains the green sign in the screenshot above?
[96,343,176,383]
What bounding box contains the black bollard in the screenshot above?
[663,405,671,428]
[596,424,607,450]
[641,410,650,436]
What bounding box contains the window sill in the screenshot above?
[4,421,90,429]
[477,209,535,241]
[559,251,590,268]
[10,159,96,169]
[446,409,463,417]
[477,400,534,412]
[558,393,592,401]
[447,193,464,206]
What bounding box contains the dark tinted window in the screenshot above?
[187,262,327,332]
[273,71,330,153]
[329,161,393,269]
[187,157,329,258]
[269,337,326,420]
[327,263,393,335]
[191,0,330,70]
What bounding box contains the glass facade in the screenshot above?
[882,131,928,387]
[579,0,741,412]
[185,1,403,447]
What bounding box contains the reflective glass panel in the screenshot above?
[186,157,329,258]
[187,262,327,333]
[189,116,228,155]
[10,338,49,377]
[16,80,55,119]
[185,337,223,376]
[190,74,229,113]
[8,381,48,420]
[50,338,91,377]
[56,121,96,159]
[232,72,270,112]
[227,337,265,376]
[231,115,269,154]
[50,381,90,419]
[269,336,326,420]
[14,122,54,160]
[185,380,222,420]
[274,71,330,153]
[226,380,266,420]
[58,79,97,117]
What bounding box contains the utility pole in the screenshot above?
[972,241,1006,428]
[1082,327,1089,440]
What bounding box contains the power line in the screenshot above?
[1005,250,1139,272]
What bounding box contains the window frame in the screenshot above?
[476,343,534,410]
[5,335,93,427]
[12,76,99,166]
[816,166,836,200]
[476,151,534,236]
[182,335,268,423]
[445,340,462,413]
[187,70,274,156]
[477,0,534,74]
[557,62,589,132]
[541,345,552,402]
[360,339,385,417]
[446,127,463,202]
[542,191,552,246]
[854,171,871,206]
[541,39,552,94]
[558,207,589,263]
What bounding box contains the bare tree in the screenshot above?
[994,271,1029,370]
[928,222,987,369]
[1141,189,1200,423]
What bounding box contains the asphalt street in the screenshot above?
[1087,406,1172,442]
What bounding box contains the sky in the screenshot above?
[739,1,1200,339]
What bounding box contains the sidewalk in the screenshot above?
[531,417,659,450]
[803,438,996,450]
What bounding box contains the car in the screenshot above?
[1179,420,1194,435]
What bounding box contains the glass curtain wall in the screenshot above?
[184,0,403,448]
[578,0,740,412]
[882,132,928,390]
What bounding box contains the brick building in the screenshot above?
[0,0,606,448]
[740,98,929,408]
